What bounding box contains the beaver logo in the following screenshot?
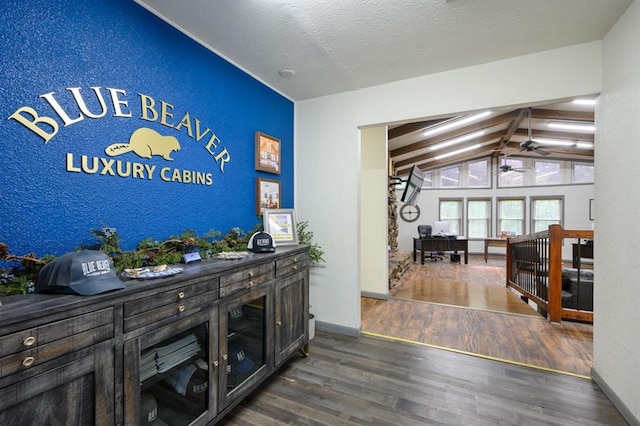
[105,127,181,160]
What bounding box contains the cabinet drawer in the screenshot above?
[275,253,309,277]
[220,262,274,297]
[124,279,219,318]
[0,309,114,379]
[124,280,218,332]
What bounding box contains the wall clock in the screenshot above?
[399,204,420,222]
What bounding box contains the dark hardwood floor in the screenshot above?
[362,254,594,377]
[391,254,539,315]
[219,254,624,425]
[221,332,626,425]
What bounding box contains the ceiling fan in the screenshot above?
[498,164,527,173]
[494,152,530,173]
[519,107,551,156]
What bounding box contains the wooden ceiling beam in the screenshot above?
[390,110,519,157]
[531,108,594,121]
[499,108,527,146]
[388,118,446,140]
[394,130,505,169]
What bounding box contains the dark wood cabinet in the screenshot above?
[275,271,308,366]
[0,246,309,426]
[219,286,271,410]
[274,251,310,366]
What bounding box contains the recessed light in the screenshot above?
[534,138,576,147]
[433,143,482,160]
[278,68,296,78]
[548,122,595,132]
[572,99,596,106]
[429,130,486,151]
[576,142,594,149]
[423,111,491,137]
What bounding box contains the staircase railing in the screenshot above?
[506,224,594,324]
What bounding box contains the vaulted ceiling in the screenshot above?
[389,98,595,176]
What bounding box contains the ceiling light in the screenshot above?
[572,99,596,106]
[534,138,576,147]
[534,138,594,149]
[429,130,485,151]
[423,111,491,137]
[433,143,482,160]
[278,68,296,78]
[548,122,595,132]
[576,142,594,149]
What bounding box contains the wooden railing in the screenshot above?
[506,224,594,324]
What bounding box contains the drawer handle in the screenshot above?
[276,321,282,326]
[178,291,185,299]
[23,336,36,347]
[249,281,255,287]
[293,265,298,270]
[22,356,35,367]
[222,354,228,361]
[213,360,219,367]
[248,271,254,278]
[293,258,298,263]
[178,305,185,313]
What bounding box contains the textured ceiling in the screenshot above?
[135,0,632,101]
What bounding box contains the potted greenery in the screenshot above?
[296,221,325,339]
[296,221,325,266]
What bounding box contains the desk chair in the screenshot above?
[417,225,443,262]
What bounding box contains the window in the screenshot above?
[439,198,463,235]
[440,166,460,188]
[531,196,563,232]
[498,197,525,236]
[422,170,434,188]
[467,198,491,238]
[498,158,525,187]
[573,162,594,183]
[534,161,561,185]
[467,159,489,187]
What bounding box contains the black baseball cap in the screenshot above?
[140,393,168,426]
[247,231,276,253]
[36,250,126,296]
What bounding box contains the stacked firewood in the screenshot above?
[388,251,412,289]
[388,176,399,253]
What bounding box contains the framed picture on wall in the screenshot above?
[263,208,298,245]
[255,132,281,174]
[256,177,281,215]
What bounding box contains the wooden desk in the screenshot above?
[413,237,468,264]
[484,238,507,262]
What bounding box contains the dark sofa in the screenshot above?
[561,267,594,311]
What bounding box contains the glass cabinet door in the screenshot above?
[221,290,269,406]
[126,311,215,426]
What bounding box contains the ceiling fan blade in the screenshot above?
[535,147,551,155]
[520,140,534,150]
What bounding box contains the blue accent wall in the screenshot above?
[0,0,294,256]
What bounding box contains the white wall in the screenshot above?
[396,177,594,260]
[360,126,389,298]
[296,41,602,332]
[595,1,640,421]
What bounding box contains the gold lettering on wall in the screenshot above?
[65,153,211,185]
[8,87,231,177]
